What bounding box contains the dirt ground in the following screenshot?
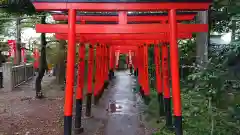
[0,76,64,135]
[0,71,156,135]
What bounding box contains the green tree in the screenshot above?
[0,0,35,14]
[0,41,9,51]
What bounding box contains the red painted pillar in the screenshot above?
[64,9,76,135]
[154,44,164,116]
[108,46,114,79]
[109,46,112,70]
[129,51,133,67]
[169,9,182,135]
[129,51,133,75]
[21,47,26,63]
[138,45,144,97]
[100,45,106,91]
[75,43,85,133]
[105,45,108,80]
[85,44,94,117]
[143,44,150,104]
[126,55,129,69]
[112,50,116,71]
[7,40,13,58]
[33,48,39,70]
[162,43,173,128]
[94,44,101,104]
[138,46,141,80]
[95,44,101,94]
[104,45,108,81]
[131,51,135,75]
[98,45,103,88]
[12,41,17,64]
[96,44,105,100]
[33,49,36,67]
[116,51,119,69]
[106,45,112,80]
[101,45,107,87]
[131,52,135,68]
[119,11,127,24]
[8,40,17,64]
[103,45,110,91]
[135,49,139,76]
[100,44,104,92]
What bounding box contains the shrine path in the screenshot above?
[0,71,154,135]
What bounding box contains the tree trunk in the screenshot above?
[56,40,67,84]
[231,20,236,41]
[16,18,21,65]
[196,11,209,69]
[35,16,48,99]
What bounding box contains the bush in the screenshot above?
[144,41,240,135]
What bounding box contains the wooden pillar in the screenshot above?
[64,9,76,135]
[169,9,182,135]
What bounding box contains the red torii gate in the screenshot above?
[31,1,212,135]
[112,45,137,66]
[55,35,187,131]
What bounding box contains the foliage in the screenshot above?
[0,0,35,14]
[144,40,240,135]
[118,54,126,70]
[0,10,12,34]
[0,41,9,51]
[211,0,240,33]
[188,41,240,105]
[26,53,34,62]
[182,41,240,134]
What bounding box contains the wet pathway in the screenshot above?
[83,70,146,135]
[103,71,144,135]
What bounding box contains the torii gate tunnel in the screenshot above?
[30,0,213,135]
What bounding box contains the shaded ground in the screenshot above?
[0,71,154,135]
[0,76,64,135]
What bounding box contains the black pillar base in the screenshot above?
[164,98,173,129]
[99,86,105,99]
[134,70,137,76]
[112,70,115,76]
[75,99,83,134]
[0,72,3,88]
[109,69,114,80]
[110,69,115,79]
[174,116,183,135]
[108,71,112,80]
[85,93,92,117]
[64,116,72,135]
[103,81,109,89]
[130,67,133,75]
[158,93,165,116]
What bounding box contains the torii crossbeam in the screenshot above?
[55,33,192,41]
[36,23,208,33]
[52,13,196,23]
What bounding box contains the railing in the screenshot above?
[25,63,34,80]
[12,64,26,88]
[3,62,34,90]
